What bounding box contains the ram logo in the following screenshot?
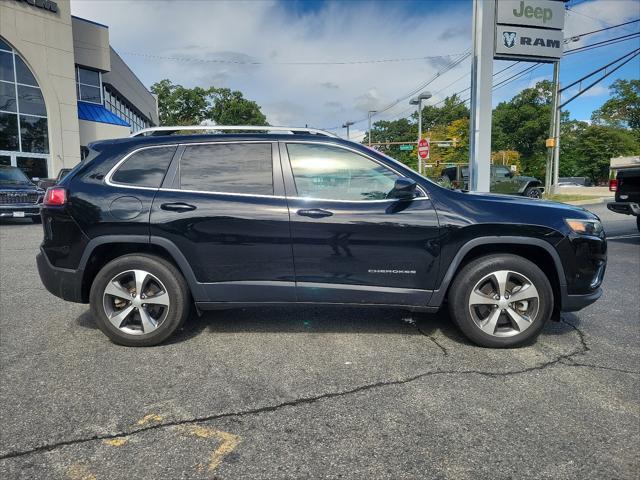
[503,31,517,48]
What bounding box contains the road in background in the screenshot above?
[0,204,638,479]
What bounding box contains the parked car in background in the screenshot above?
[0,165,44,223]
[440,164,544,198]
[607,167,640,231]
[37,125,606,349]
[558,176,592,187]
[37,168,72,191]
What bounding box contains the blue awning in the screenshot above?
[77,101,130,127]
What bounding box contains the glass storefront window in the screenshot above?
[20,115,49,153]
[0,81,16,112]
[76,66,102,104]
[0,112,19,151]
[0,155,10,166]
[17,85,46,116]
[0,36,49,175]
[17,157,48,180]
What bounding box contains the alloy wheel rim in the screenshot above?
[102,270,170,335]
[468,270,540,338]
[528,190,541,198]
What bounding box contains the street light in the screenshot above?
[367,110,377,146]
[409,91,432,174]
[342,121,355,140]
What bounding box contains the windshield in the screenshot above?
[0,167,32,185]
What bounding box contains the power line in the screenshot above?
[565,32,640,54]
[118,50,469,66]
[564,18,640,43]
[567,7,640,34]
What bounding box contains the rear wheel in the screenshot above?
[89,254,190,346]
[524,187,542,198]
[448,254,553,348]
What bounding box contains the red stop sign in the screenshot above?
[418,138,430,159]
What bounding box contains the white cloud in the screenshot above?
[581,84,610,97]
[70,0,471,131]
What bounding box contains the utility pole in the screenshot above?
[469,0,495,192]
[342,121,354,140]
[546,62,560,195]
[367,111,377,147]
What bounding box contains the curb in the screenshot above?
[564,197,614,206]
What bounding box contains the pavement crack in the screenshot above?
[559,316,590,354]
[401,317,449,356]
[0,346,592,461]
[559,358,639,375]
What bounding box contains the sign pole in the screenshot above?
[417,98,423,175]
[546,61,559,194]
[469,0,495,192]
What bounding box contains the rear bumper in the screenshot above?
[36,249,85,303]
[607,201,640,216]
[560,286,602,312]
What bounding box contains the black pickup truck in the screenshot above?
[608,167,640,231]
[0,165,45,223]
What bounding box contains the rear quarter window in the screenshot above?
[111,146,177,188]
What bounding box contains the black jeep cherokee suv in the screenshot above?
[36,127,606,348]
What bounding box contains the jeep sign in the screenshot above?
[496,0,565,30]
[495,25,563,61]
[494,0,565,62]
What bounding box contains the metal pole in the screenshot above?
[546,62,560,195]
[417,99,423,175]
[367,111,377,147]
[468,0,495,192]
[553,103,561,193]
[346,124,350,140]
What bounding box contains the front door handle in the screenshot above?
[297,208,333,219]
[160,202,197,212]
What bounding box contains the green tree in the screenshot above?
[207,88,267,126]
[151,79,209,125]
[492,80,555,178]
[591,79,640,130]
[150,79,268,126]
[572,124,639,183]
[416,94,469,131]
[558,119,589,177]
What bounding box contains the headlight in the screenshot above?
[565,218,603,235]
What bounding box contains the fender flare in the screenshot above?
[428,236,566,307]
[78,235,206,301]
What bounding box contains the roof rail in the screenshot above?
[130,125,337,138]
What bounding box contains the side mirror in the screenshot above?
[389,177,417,200]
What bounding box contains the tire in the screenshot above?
[31,216,42,224]
[448,254,553,348]
[524,187,542,199]
[89,254,190,346]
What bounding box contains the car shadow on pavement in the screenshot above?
[74,306,583,348]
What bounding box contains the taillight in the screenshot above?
[44,187,67,206]
[609,179,618,192]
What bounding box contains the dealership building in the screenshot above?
[1,0,158,179]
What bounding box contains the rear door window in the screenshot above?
[179,143,273,195]
[112,146,176,188]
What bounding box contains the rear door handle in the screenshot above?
[297,208,333,218]
[160,202,197,212]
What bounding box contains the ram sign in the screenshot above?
[494,0,565,62]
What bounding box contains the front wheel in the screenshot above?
[89,254,190,346]
[448,254,553,348]
[524,187,542,199]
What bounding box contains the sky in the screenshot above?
[71,0,640,141]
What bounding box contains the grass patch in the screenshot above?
[543,193,602,202]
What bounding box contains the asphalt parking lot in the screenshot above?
[0,202,638,479]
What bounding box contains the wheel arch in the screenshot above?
[79,236,205,303]
[429,236,565,309]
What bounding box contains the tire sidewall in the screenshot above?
[525,187,542,198]
[448,254,553,348]
[90,254,189,347]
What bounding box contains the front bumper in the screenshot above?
[560,286,603,312]
[607,201,640,216]
[36,249,85,303]
[0,204,41,218]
